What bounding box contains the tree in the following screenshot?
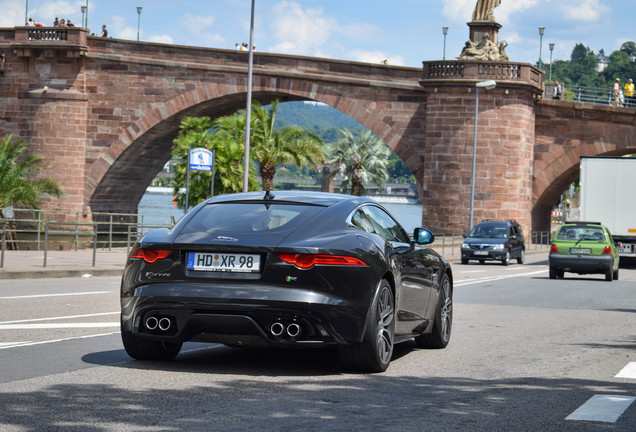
[0,134,65,249]
[327,129,390,196]
[250,100,324,191]
[171,115,257,209]
[620,41,636,57]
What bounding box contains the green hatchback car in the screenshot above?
[549,222,620,281]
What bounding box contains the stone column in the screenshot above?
[419,82,537,235]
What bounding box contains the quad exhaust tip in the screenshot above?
[145,316,172,332]
[270,321,302,338]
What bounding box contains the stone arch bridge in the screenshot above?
[0,27,634,234]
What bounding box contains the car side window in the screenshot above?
[351,210,375,234]
[361,206,410,243]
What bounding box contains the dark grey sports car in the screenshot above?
[121,191,453,372]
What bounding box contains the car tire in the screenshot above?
[517,249,525,264]
[557,269,565,279]
[549,266,557,279]
[502,251,510,266]
[479,259,485,264]
[614,267,619,280]
[121,322,182,361]
[415,273,452,349]
[461,258,469,265]
[339,280,394,373]
[605,267,613,282]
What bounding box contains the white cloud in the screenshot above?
[558,0,610,22]
[0,1,22,26]
[110,15,136,40]
[148,35,174,44]
[347,49,405,66]
[177,13,215,33]
[268,1,337,55]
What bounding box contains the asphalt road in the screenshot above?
[1,254,635,431]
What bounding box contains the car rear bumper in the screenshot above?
[121,282,373,346]
[549,253,614,274]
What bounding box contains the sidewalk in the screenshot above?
[0,248,129,279]
[0,246,549,280]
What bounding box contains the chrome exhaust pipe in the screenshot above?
[158,317,171,331]
[270,322,284,337]
[287,322,301,338]
[145,316,158,330]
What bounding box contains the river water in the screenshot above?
[138,192,424,233]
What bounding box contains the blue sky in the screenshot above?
[3,0,634,67]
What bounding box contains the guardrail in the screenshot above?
[545,83,635,107]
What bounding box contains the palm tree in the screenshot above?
[327,129,390,196]
[171,115,257,208]
[0,134,65,249]
[250,100,324,191]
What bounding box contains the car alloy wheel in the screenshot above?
[502,250,510,266]
[415,273,452,349]
[339,280,395,373]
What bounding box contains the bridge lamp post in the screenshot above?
[549,43,555,81]
[442,27,448,60]
[25,0,28,25]
[84,0,88,29]
[81,6,86,28]
[136,7,143,41]
[469,80,497,232]
[538,26,545,69]
[243,0,255,192]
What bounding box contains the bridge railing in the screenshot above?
[8,26,88,51]
[422,60,543,90]
[545,82,633,107]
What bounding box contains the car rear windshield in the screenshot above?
[180,202,326,235]
[556,226,606,242]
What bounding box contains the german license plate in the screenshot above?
[570,248,591,255]
[187,252,261,272]
[474,251,489,256]
[618,243,633,253]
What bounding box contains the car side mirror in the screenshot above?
[413,227,435,245]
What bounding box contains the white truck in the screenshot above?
[579,156,636,260]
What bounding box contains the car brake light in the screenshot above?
[550,244,558,253]
[278,253,367,269]
[130,248,172,263]
[602,245,612,255]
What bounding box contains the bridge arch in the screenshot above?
[532,101,636,232]
[88,75,427,214]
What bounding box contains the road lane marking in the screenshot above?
[616,362,636,379]
[0,312,119,325]
[0,332,119,350]
[0,291,110,299]
[455,269,547,286]
[565,394,636,423]
[455,270,487,274]
[0,323,119,329]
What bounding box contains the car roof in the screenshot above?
[205,191,377,207]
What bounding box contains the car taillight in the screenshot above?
[550,244,559,253]
[130,248,172,263]
[278,253,367,269]
[602,245,612,255]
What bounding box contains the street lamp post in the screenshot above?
[538,26,545,69]
[25,0,28,24]
[81,6,86,28]
[549,43,555,81]
[84,0,88,29]
[242,0,255,192]
[469,80,497,232]
[442,27,448,60]
[136,7,143,41]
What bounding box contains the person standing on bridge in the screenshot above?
[625,78,634,108]
[612,78,622,107]
[100,25,108,37]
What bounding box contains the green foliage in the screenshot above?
[0,134,65,217]
[250,100,325,191]
[548,41,636,88]
[171,115,258,209]
[327,129,390,196]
